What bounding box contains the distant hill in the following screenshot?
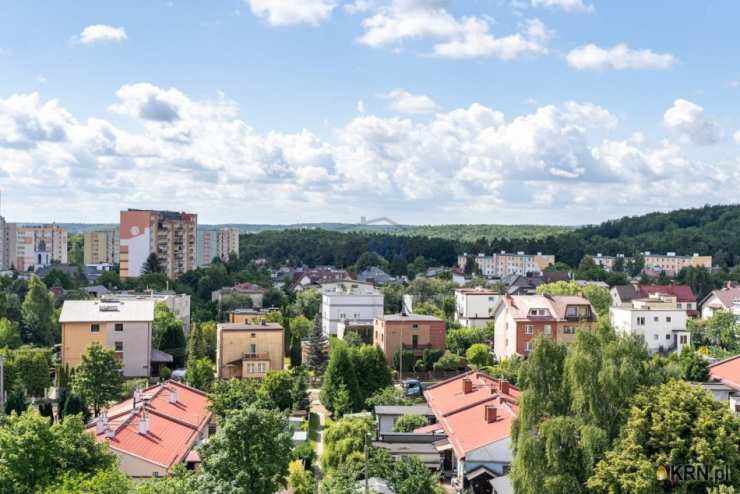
[56,222,573,240]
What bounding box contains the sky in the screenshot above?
[1,0,740,225]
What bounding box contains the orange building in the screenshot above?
[373,313,446,365]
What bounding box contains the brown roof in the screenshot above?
[502,294,594,321]
[702,286,740,310]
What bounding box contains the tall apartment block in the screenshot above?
[119,209,197,279]
[2,223,68,271]
[196,228,239,266]
[457,251,555,277]
[83,229,120,264]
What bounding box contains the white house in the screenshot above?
[699,285,740,321]
[609,293,691,354]
[321,281,383,336]
[454,287,500,328]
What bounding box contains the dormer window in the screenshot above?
[566,307,578,317]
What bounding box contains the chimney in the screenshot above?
[485,405,498,423]
[499,380,510,395]
[96,416,106,434]
[105,426,115,439]
[462,378,473,394]
[169,387,178,404]
[138,414,150,435]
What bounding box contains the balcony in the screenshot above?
[401,343,434,351]
[242,352,270,361]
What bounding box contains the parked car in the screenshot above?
[402,379,423,396]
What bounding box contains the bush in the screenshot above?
[465,343,493,369]
[422,348,444,370]
[392,350,416,372]
[433,351,463,371]
[392,414,428,432]
[160,366,172,380]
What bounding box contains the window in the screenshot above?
[566,307,577,318]
[114,323,123,332]
[544,325,552,336]
[412,324,419,329]
[653,334,658,340]
[563,326,576,334]
[525,341,533,352]
[114,341,123,352]
[412,335,418,348]
[666,316,672,323]
[680,335,688,344]
[250,344,256,354]
[665,334,671,340]
[637,317,645,326]
[677,303,682,309]
[90,324,100,333]
[525,325,534,335]
[653,316,659,322]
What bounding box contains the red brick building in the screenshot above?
[373,313,446,365]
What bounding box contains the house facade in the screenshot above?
[454,287,500,328]
[196,227,239,266]
[493,294,596,360]
[643,252,712,272]
[699,285,740,320]
[216,322,284,379]
[373,313,446,365]
[458,252,555,277]
[609,293,691,354]
[321,281,383,336]
[60,299,155,377]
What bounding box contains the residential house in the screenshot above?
[211,282,267,309]
[357,266,397,285]
[216,321,284,379]
[374,404,435,433]
[609,293,691,354]
[228,308,279,324]
[699,284,740,320]
[458,252,555,278]
[454,287,500,328]
[591,253,627,272]
[87,380,212,478]
[107,290,192,335]
[502,272,570,295]
[424,372,519,493]
[373,313,446,365]
[83,229,120,264]
[705,355,740,414]
[642,252,712,273]
[321,281,383,336]
[288,268,353,292]
[493,294,596,360]
[611,284,698,317]
[60,299,156,378]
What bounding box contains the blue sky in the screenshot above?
[0,0,739,225]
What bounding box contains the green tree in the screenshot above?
[142,252,163,274]
[198,406,293,494]
[393,349,416,372]
[153,304,187,367]
[306,315,329,375]
[0,412,115,494]
[365,386,412,409]
[320,341,362,413]
[72,342,123,415]
[21,276,54,346]
[446,326,490,355]
[296,288,322,319]
[290,366,311,412]
[135,465,196,493]
[0,318,22,348]
[392,414,428,432]
[186,321,209,361]
[44,468,131,494]
[11,346,52,397]
[349,344,392,405]
[465,343,493,369]
[209,378,261,420]
[432,351,462,371]
[678,346,710,382]
[61,391,89,422]
[288,460,315,494]
[332,384,351,418]
[185,357,215,392]
[588,380,740,493]
[321,416,374,472]
[259,370,294,411]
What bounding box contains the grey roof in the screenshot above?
[82,285,110,294]
[612,285,639,301]
[151,348,174,363]
[59,299,155,323]
[381,313,443,322]
[374,405,434,416]
[490,475,514,494]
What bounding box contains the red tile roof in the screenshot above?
[708,355,740,391]
[424,372,519,459]
[87,380,212,470]
[638,284,696,303]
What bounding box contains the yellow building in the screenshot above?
[228,308,280,324]
[216,322,284,379]
[83,229,120,264]
[60,299,155,377]
[643,252,712,272]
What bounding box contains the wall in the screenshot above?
[113,449,168,478]
[62,321,152,377]
[375,319,446,364]
[322,292,384,336]
[217,327,284,378]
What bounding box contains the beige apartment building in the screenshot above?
[197,228,239,266]
[216,322,284,379]
[60,299,155,377]
[83,229,120,264]
[457,251,555,277]
[120,209,197,279]
[7,223,67,271]
[643,252,712,273]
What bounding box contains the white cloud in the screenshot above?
[734,130,740,144]
[663,99,722,145]
[358,1,550,60]
[248,0,336,26]
[78,25,128,45]
[384,89,439,114]
[344,0,375,14]
[566,43,675,70]
[531,0,593,13]
[357,99,366,113]
[0,85,737,223]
